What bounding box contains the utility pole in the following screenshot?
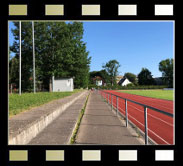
[32,21,36,93]
[19,21,21,95]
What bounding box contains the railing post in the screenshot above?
[108,93,109,104]
[111,95,113,111]
[125,99,128,127]
[110,94,111,104]
[116,96,118,116]
[144,106,148,145]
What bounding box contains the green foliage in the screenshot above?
[89,70,110,85]
[126,83,135,87]
[9,56,19,87]
[10,22,34,91]
[9,22,91,91]
[99,85,168,90]
[102,60,120,86]
[159,58,173,88]
[124,72,137,84]
[88,84,98,89]
[137,68,155,85]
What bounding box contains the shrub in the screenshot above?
[98,85,168,90]
[88,84,98,89]
[126,83,135,87]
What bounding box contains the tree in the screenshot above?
[10,21,91,91]
[67,22,91,88]
[89,70,110,85]
[138,68,155,85]
[9,56,19,87]
[124,72,137,85]
[99,70,111,84]
[102,60,120,86]
[159,58,173,87]
[10,22,34,91]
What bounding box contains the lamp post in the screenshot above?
[32,21,36,93]
[19,21,21,95]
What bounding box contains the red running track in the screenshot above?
[100,90,174,145]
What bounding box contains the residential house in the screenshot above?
[92,76,104,86]
[118,76,132,86]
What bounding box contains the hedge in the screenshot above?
[88,84,168,90]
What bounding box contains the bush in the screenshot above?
[98,85,168,90]
[126,83,135,87]
[88,84,98,89]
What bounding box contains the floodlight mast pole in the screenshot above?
[32,21,36,93]
[19,21,21,95]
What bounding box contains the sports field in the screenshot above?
[9,89,81,117]
[118,90,173,101]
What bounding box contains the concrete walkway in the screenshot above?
[9,90,88,145]
[29,91,89,145]
[75,91,143,145]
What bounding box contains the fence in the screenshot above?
[98,90,173,145]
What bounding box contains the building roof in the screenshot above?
[54,77,73,80]
[118,76,131,85]
[92,76,103,81]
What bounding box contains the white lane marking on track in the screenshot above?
[102,94,172,145]
[112,91,173,111]
[118,107,171,145]
[147,128,171,145]
[127,104,173,127]
[117,102,173,127]
[123,96,172,111]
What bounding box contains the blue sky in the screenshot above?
[9,21,174,77]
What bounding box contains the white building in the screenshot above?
[52,76,74,92]
[118,77,132,86]
[96,80,103,86]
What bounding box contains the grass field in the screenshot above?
[118,90,173,101]
[9,89,82,117]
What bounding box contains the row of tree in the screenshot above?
[9,21,173,91]
[9,22,91,92]
[89,58,174,87]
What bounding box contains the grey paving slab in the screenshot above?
[29,92,89,145]
[75,91,142,145]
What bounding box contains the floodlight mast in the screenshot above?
[19,21,21,95]
[32,21,36,93]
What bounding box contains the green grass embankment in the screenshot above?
[9,89,82,117]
